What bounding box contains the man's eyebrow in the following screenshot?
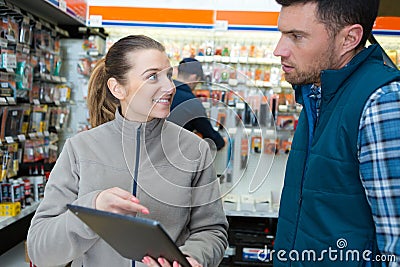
[280,29,309,35]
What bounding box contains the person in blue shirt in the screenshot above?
[272,0,400,266]
[168,58,225,151]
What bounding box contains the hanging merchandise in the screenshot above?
[264,138,278,155]
[1,106,24,139]
[240,135,249,169]
[276,115,295,130]
[19,16,32,45]
[269,94,279,127]
[225,130,235,184]
[15,52,33,91]
[251,134,262,154]
[279,137,292,155]
[29,104,48,133]
[259,97,269,127]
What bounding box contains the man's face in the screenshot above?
[274,2,341,86]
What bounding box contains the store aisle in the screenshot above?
[0,241,30,267]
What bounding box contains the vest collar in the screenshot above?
[294,44,382,104]
[112,108,165,140]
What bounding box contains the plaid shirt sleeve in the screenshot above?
[358,81,400,266]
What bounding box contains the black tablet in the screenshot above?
[67,204,191,267]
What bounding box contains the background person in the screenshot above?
[272,0,400,266]
[168,58,225,151]
[27,35,228,267]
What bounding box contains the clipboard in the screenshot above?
[67,204,191,267]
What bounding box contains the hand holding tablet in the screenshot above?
[67,204,191,267]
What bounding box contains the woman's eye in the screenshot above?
[148,73,158,81]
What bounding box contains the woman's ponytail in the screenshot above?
[87,58,118,128]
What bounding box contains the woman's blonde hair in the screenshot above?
[87,35,165,127]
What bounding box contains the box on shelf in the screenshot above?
[0,201,21,216]
[223,194,239,211]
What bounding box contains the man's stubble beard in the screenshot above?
[286,42,338,86]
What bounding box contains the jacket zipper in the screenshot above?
[132,124,142,196]
[132,124,142,267]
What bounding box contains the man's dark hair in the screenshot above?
[178,58,204,80]
[276,0,380,49]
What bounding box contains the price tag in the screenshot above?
[6,97,16,105]
[17,134,26,142]
[202,102,211,109]
[89,15,103,27]
[43,131,50,137]
[54,100,60,106]
[228,79,238,87]
[248,57,257,64]
[33,99,40,105]
[5,136,14,143]
[37,132,44,138]
[214,20,228,31]
[236,102,245,109]
[28,133,36,139]
[59,0,67,12]
[221,56,230,63]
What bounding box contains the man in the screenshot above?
[272,0,400,266]
[168,58,225,150]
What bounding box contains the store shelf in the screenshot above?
[196,55,281,65]
[225,209,278,218]
[5,0,86,26]
[0,202,40,230]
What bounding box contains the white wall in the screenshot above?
[87,0,281,11]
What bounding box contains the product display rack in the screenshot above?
[0,0,85,258]
[0,1,398,265]
[105,27,295,266]
[104,25,400,266]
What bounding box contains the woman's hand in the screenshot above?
[142,256,203,267]
[95,187,149,215]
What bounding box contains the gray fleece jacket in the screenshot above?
[27,110,228,267]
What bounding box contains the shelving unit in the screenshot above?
[0,201,39,230]
[0,0,87,259]
[5,0,86,26]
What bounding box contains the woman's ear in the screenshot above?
[107,77,126,100]
[341,24,363,55]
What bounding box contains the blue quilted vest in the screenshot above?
[273,44,400,267]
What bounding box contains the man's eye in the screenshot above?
[292,33,302,40]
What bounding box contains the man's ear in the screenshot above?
[107,77,126,100]
[189,73,200,82]
[341,24,363,55]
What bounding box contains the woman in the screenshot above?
[27,35,228,267]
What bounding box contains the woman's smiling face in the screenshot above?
[111,49,175,122]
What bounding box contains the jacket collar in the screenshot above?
[294,44,382,104]
[173,79,193,94]
[112,108,165,140]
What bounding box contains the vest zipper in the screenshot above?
[289,92,318,264]
[290,95,321,264]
